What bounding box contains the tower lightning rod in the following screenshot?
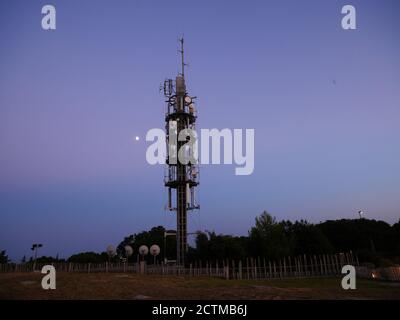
[179,37,186,77]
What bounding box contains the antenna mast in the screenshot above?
[179,37,186,77]
[163,38,199,267]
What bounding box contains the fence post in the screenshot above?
[309,255,314,276]
[263,258,267,279]
[269,261,272,279]
[283,257,287,278]
[224,264,229,280]
[239,260,242,280]
[246,258,249,280]
[253,258,256,279]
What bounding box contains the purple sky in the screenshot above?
[1,0,399,261]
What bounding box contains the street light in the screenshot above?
[31,243,43,271]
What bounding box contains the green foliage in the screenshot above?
[0,250,9,264]
[117,226,171,263]
[189,231,247,262]
[318,218,395,253]
[32,212,397,266]
[249,211,291,259]
[35,256,65,263]
[68,251,108,263]
[189,212,399,264]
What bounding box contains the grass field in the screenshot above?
[1,272,399,300]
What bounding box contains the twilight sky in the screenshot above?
[0,0,399,261]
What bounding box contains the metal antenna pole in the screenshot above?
[179,37,185,77]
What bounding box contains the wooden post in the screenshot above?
[239,260,242,280]
[300,256,303,276]
[318,255,323,275]
[224,262,230,280]
[226,265,230,279]
[283,257,287,278]
[325,255,330,275]
[269,261,272,279]
[263,258,267,279]
[335,254,339,273]
[309,255,314,276]
[334,254,339,274]
[320,255,324,275]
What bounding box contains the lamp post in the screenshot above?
[31,243,43,271]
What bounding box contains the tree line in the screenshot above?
[2,211,399,267]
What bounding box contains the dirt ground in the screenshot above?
[0,272,399,300]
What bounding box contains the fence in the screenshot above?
[2,252,398,281]
[0,252,365,278]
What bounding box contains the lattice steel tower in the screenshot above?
[163,38,199,266]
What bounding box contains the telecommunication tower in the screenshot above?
[163,38,200,266]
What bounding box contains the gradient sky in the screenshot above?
[1,0,399,261]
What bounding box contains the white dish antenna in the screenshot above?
[150,244,160,256]
[185,96,192,104]
[124,245,133,257]
[139,245,149,256]
[106,245,116,257]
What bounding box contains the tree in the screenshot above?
[35,256,65,263]
[190,231,246,262]
[0,250,9,264]
[68,252,107,263]
[318,219,394,253]
[392,219,400,252]
[282,220,334,255]
[117,226,173,263]
[249,211,291,259]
